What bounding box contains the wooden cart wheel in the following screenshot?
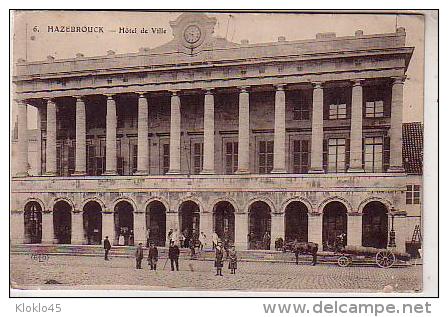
[375,250,396,268]
[337,255,351,267]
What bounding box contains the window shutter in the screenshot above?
[323,138,328,172]
[345,138,351,171]
[383,136,390,172]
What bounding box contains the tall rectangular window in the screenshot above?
[292,139,310,173]
[258,140,274,174]
[327,138,346,173]
[328,104,347,119]
[162,143,170,174]
[365,101,384,118]
[225,141,238,174]
[192,142,203,174]
[364,136,383,172]
[293,102,310,120]
[406,185,421,204]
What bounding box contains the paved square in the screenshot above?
[11,254,422,292]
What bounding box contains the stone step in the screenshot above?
[11,244,413,267]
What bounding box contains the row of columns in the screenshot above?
[14,78,405,177]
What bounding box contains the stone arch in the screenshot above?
[212,200,236,244]
[53,199,73,244]
[178,199,201,247]
[361,200,389,249]
[248,200,273,250]
[176,196,204,214]
[82,200,103,245]
[80,197,106,213]
[322,200,348,251]
[113,199,135,246]
[53,197,75,213]
[280,196,314,215]
[143,196,170,214]
[23,197,46,212]
[318,196,352,214]
[210,196,240,214]
[112,196,138,213]
[24,200,43,244]
[245,196,276,214]
[357,196,393,214]
[145,198,167,247]
[283,200,310,243]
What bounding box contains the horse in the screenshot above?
[290,241,319,266]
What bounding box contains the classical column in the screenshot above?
[35,106,43,176]
[41,212,54,244]
[309,82,324,173]
[270,213,285,250]
[167,91,181,174]
[15,99,28,177]
[234,212,248,250]
[388,76,405,172]
[73,96,87,175]
[104,94,117,175]
[135,92,149,175]
[272,84,287,173]
[102,212,115,245]
[348,79,364,172]
[71,211,84,244]
[201,89,215,174]
[44,98,57,176]
[308,213,323,251]
[236,86,250,174]
[347,213,362,246]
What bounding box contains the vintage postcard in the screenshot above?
[10,10,428,294]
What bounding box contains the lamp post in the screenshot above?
[388,208,396,248]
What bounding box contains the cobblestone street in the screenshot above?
[10,254,422,292]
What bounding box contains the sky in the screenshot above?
[11,11,425,128]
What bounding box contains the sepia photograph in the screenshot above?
[9,10,431,295]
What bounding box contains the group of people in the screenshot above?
[214,240,238,275]
[134,242,160,270]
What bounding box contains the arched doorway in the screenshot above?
[322,201,347,251]
[83,201,102,245]
[285,201,309,243]
[53,200,72,244]
[362,201,389,249]
[179,200,200,248]
[248,201,272,250]
[24,201,42,244]
[146,201,166,247]
[213,201,235,244]
[114,201,134,246]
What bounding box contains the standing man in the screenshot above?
[135,243,144,269]
[168,241,180,271]
[103,236,111,261]
[167,228,174,246]
[148,242,158,270]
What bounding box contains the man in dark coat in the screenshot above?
[135,243,144,269]
[103,236,111,261]
[168,241,180,271]
[148,242,159,270]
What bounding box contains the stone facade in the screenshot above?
[11,13,416,252]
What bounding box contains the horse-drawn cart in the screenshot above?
[336,245,411,268]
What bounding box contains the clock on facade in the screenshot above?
[183,25,202,44]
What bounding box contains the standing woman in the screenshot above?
[228,245,237,274]
[214,241,224,276]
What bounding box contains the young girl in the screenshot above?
[228,246,237,274]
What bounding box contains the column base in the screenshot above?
[102,170,117,176]
[347,167,365,173]
[271,168,287,174]
[14,172,29,178]
[200,169,215,175]
[133,170,149,176]
[308,168,325,174]
[235,169,250,174]
[42,172,57,177]
[166,170,181,175]
[71,171,87,176]
[387,166,406,173]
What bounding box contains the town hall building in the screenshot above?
[11,13,418,252]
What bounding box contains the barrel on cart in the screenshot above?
[336,245,411,268]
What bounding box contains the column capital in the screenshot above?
[392,75,406,85]
[104,93,116,100]
[351,78,365,87]
[238,86,250,93]
[274,84,286,91]
[203,88,214,95]
[73,95,86,102]
[14,98,27,105]
[43,97,56,103]
[312,81,323,89]
[136,91,147,98]
[169,90,180,96]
